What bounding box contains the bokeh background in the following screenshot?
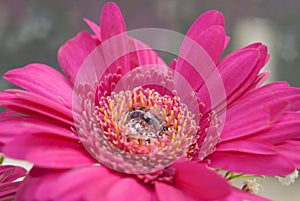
[0,0,299,200]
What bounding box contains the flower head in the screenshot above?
[0,2,300,201]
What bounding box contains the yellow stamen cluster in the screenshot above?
[95,87,197,156]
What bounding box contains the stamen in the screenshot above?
[136,167,176,185]
[95,87,195,155]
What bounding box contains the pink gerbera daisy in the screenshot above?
[0,2,300,201]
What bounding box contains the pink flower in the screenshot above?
[0,165,27,200]
[0,2,300,201]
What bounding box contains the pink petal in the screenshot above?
[194,25,225,63]
[215,140,276,155]
[252,70,270,89]
[98,32,130,75]
[155,182,195,201]
[94,36,167,97]
[172,162,230,200]
[58,31,99,83]
[196,48,260,114]
[0,115,78,152]
[186,10,224,40]
[276,140,300,168]
[221,103,283,142]
[216,48,260,99]
[244,82,300,111]
[100,2,126,41]
[175,34,217,92]
[224,36,231,50]
[226,44,268,106]
[84,175,121,201]
[0,115,78,145]
[43,166,118,201]
[249,112,300,144]
[0,182,20,198]
[3,134,95,169]
[169,59,177,70]
[84,18,101,39]
[209,148,295,176]
[16,168,64,201]
[174,11,226,92]
[221,82,300,141]
[127,37,167,70]
[4,64,73,107]
[105,178,152,201]
[0,89,73,126]
[17,166,121,201]
[98,2,131,75]
[0,165,26,183]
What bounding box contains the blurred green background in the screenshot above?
[0,1,299,200]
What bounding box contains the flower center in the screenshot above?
[136,167,175,185]
[95,87,195,156]
[77,86,199,174]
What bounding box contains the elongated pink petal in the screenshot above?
[246,82,300,111]
[252,70,270,89]
[172,162,230,200]
[174,11,226,93]
[225,44,268,106]
[99,3,131,75]
[0,115,78,141]
[194,25,225,63]
[0,115,78,150]
[84,18,101,39]
[0,89,73,126]
[215,141,276,155]
[104,178,152,201]
[58,31,99,83]
[40,166,119,201]
[0,165,26,183]
[196,48,260,114]
[155,182,195,201]
[3,134,95,169]
[100,2,126,41]
[127,37,167,70]
[94,36,167,98]
[221,83,300,141]
[84,176,121,201]
[0,182,20,198]
[209,149,295,176]
[17,167,120,201]
[98,33,130,75]
[216,48,259,98]
[221,103,284,142]
[175,36,217,93]
[276,140,300,168]
[187,10,224,40]
[16,168,64,201]
[248,112,300,144]
[4,64,73,107]
[224,36,231,50]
